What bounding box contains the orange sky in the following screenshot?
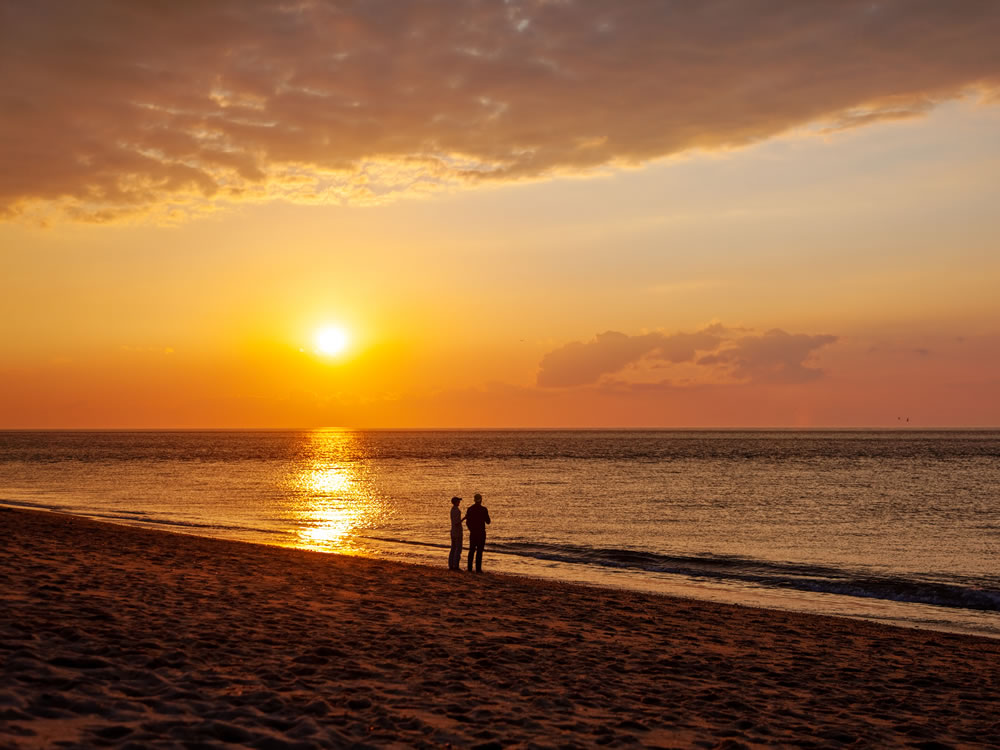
[1,1,999,428]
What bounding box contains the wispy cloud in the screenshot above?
[2,1,998,220]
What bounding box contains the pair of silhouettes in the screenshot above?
[449,493,491,572]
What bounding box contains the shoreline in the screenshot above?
[3,507,999,748]
[4,499,997,643]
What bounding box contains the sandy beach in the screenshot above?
[2,508,999,749]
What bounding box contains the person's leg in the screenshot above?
[469,535,485,572]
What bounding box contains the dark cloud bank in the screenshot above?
[537,327,837,388]
[2,0,998,219]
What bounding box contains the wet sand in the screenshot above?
[2,507,999,749]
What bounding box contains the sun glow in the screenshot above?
[315,325,349,356]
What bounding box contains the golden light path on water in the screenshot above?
[285,430,389,554]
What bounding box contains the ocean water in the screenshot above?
[1,430,998,638]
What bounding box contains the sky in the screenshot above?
[1,0,999,428]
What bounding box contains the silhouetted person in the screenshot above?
[465,493,491,572]
[448,496,464,571]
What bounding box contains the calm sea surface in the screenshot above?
[2,430,998,638]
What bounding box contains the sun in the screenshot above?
[314,325,349,357]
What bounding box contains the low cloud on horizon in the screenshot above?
[538,326,838,388]
[2,0,999,221]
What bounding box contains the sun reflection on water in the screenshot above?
[285,430,388,553]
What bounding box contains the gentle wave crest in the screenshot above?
[0,499,291,538]
[367,536,1000,614]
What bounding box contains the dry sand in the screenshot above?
[2,507,999,749]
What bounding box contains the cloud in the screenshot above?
[539,325,836,387]
[698,329,838,384]
[2,1,999,220]
[537,326,725,387]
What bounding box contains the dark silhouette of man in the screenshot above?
[465,493,491,572]
[448,496,463,571]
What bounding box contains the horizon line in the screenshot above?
[1,426,998,432]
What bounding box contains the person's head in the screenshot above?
[451,496,462,506]
[473,493,482,505]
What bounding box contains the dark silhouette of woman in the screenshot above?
[448,497,463,570]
